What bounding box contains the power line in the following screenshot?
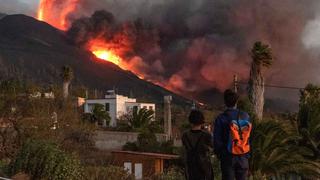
[237,82,304,90]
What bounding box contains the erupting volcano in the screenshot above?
[87,38,123,66]
[37,0,79,30]
[34,0,318,104]
[37,0,126,70]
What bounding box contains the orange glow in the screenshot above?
[92,50,121,65]
[37,1,148,81]
[37,0,79,30]
[87,38,128,69]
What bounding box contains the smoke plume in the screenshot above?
[42,0,320,101]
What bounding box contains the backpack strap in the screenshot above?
[224,109,243,140]
[236,110,243,140]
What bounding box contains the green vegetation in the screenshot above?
[154,167,185,180]
[0,75,320,179]
[10,139,83,180]
[123,129,178,154]
[118,108,163,133]
[92,104,111,126]
[250,119,320,179]
[298,84,320,160]
[248,41,273,121]
[85,166,134,180]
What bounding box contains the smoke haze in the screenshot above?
[0,0,37,16]
[5,0,320,101]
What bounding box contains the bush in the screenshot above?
[10,139,83,180]
[85,165,134,180]
[0,159,10,177]
[137,130,159,151]
[123,130,179,154]
[154,167,184,180]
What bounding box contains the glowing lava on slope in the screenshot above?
[37,0,79,31]
[92,50,121,65]
[37,0,128,69]
[86,38,130,70]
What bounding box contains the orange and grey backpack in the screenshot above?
[227,110,252,155]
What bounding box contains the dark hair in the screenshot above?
[188,110,205,125]
[224,89,239,108]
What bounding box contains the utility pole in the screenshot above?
[85,90,88,99]
[233,74,238,93]
[164,96,172,140]
[94,89,97,99]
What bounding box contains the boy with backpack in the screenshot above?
[182,110,214,180]
[213,89,252,180]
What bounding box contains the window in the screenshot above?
[134,163,143,179]
[124,162,132,174]
[105,103,110,111]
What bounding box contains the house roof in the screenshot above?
[112,150,179,160]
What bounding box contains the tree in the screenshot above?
[298,84,320,159]
[61,66,74,99]
[93,104,110,127]
[10,139,83,180]
[128,108,154,131]
[250,119,320,179]
[248,41,273,121]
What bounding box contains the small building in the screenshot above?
[112,151,179,179]
[84,90,155,127]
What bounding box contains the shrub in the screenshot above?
[85,165,134,180]
[10,139,83,180]
[123,130,178,154]
[154,167,184,180]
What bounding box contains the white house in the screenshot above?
[84,90,155,127]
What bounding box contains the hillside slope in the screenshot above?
[0,14,191,106]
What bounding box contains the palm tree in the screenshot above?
[60,66,74,99]
[93,104,111,127]
[298,84,320,160]
[250,119,320,179]
[248,41,273,121]
[128,108,154,131]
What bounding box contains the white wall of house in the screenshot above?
[126,103,156,120]
[84,92,155,127]
[84,99,117,127]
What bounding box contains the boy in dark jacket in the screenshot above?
[182,110,214,180]
[213,90,250,180]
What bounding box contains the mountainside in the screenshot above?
[0,13,6,19]
[0,14,192,106]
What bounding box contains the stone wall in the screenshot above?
[94,131,168,150]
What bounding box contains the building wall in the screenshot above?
[94,131,168,150]
[84,99,117,127]
[84,95,155,127]
[112,153,158,178]
[125,103,156,120]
